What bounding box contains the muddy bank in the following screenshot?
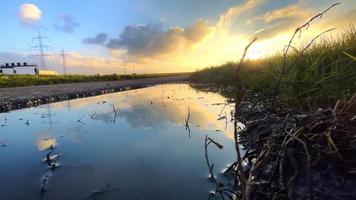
[0,75,188,113]
[219,91,356,200]
[191,84,356,200]
[237,92,356,200]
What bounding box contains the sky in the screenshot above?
[0,0,355,74]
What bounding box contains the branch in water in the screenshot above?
[77,115,86,125]
[185,107,191,137]
[234,37,257,199]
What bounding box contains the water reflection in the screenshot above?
[0,84,237,200]
[37,137,57,151]
[83,84,236,138]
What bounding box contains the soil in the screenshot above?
[237,92,356,200]
[191,83,356,200]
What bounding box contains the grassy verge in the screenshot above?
[0,72,190,88]
[191,28,356,109]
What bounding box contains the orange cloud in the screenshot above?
[250,4,312,24]
[217,0,265,28]
[106,20,214,59]
[18,3,42,24]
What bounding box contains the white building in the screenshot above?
[0,63,59,76]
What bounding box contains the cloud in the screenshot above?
[251,3,355,55]
[81,0,266,63]
[184,20,215,43]
[251,2,314,40]
[106,23,162,54]
[249,4,311,25]
[106,20,214,58]
[79,0,263,68]
[8,0,351,74]
[83,33,109,45]
[0,52,29,62]
[252,19,301,40]
[325,9,356,28]
[217,0,264,28]
[18,3,42,25]
[54,14,80,33]
[57,52,123,70]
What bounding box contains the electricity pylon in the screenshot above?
[60,49,67,74]
[31,30,51,70]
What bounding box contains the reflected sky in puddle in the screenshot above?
[0,84,238,200]
[37,137,57,151]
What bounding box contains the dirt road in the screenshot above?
[0,75,188,112]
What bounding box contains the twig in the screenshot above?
[185,107,191,138]
[112,104,117,114]
[246,148,268,200]
[223,162,237,175]
[234,37,257,199]
[326,107,341,157]
[267,114,291,185]
[208,137,224,149]
[112,105,118,123]
[225,112,228,131]
[204,136,231,200]
[219,104,228,116]
[185,107,191,126]
[285,131,312,199]
[287,28,336,76]
[77,115,85,123]
[40,171,52,195]
[343,51,356,61]
[204,135,218,184]
[289,45,301,54]
[286,149,298,199]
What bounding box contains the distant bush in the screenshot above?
[0,73,189,88]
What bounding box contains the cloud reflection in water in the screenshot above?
[57,84,236,139]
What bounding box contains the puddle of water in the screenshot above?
[0,84,239,200]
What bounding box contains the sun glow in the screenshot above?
[245,45,265,60]
[245,38,283,60]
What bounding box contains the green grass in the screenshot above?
[0,72,190,88]
[191,28,356,109]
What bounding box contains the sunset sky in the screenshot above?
[0,0,355,74]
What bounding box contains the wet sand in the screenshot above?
[0,75,188,112]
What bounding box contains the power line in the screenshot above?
[31,30,51,70]
[60,49,67,74]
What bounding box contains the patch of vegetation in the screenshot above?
[0,72,190,88]
[191,28,356,109]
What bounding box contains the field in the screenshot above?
[190,27,356,109]
[0,72,190,88]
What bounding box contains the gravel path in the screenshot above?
[0,75,188,112]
